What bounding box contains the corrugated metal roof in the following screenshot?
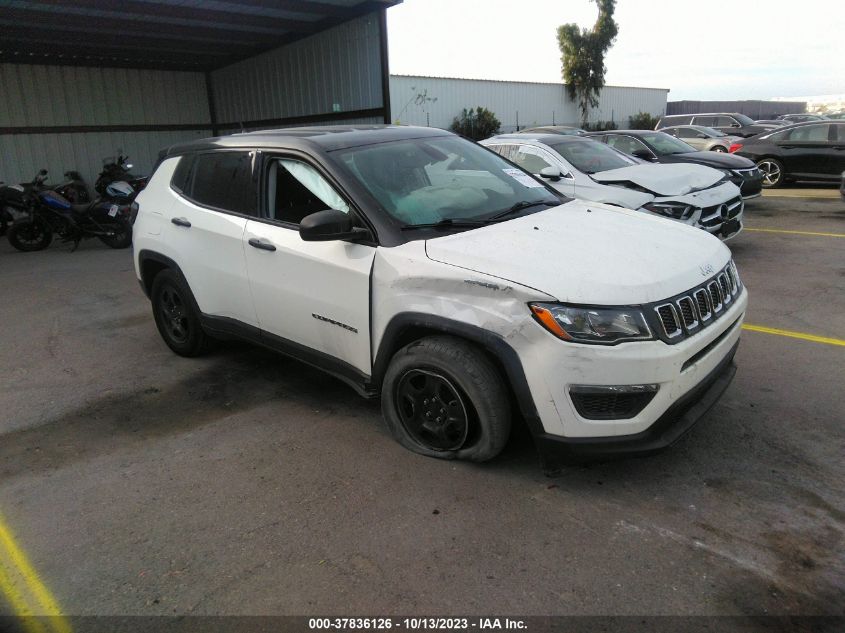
[0,0,400,70]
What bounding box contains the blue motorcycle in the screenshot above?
[7,172,135,252]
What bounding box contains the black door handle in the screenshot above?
[248,238,276,252]
[171,217,191,227]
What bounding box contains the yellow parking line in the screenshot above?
[0,513,71,633]
[743,324,845,347]
[0,564,47,633]
[744,228,845,238]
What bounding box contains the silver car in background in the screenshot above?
[659,125,741,152]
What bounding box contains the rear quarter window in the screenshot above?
[170,155,194,194]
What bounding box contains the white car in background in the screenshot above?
[481,133,744,240]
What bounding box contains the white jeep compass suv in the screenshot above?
[132,126,747,470]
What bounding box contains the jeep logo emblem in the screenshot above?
[700,264,715,276]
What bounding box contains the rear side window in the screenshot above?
[785,124,829,142]
[189,151,257,216]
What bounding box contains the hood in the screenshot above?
[590,163,724,196]
[659,151,756,170]
[425,201,729,305]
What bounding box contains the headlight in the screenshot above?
[529,303,654,345]
[642,201,695,220]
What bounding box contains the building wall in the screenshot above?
[210,14,386,129]
[0,64,211,186]
[666,100,807,119]
[390,75,669,131]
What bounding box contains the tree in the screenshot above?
[557,0,619,127]
[449,107,501,141]
[628,111,659,129]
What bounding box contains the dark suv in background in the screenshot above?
[656,113,777,138]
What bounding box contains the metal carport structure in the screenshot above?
[0,0,400,184]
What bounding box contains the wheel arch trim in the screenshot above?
[372,312,543,437]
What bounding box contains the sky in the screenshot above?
[386,0,845,101]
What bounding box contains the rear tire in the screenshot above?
[381,336,511,462]
[98,219,132,249]
[7,218,53,252]
[757,158,785,188]
[150,269,211,357]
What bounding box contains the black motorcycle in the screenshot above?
[95,153,148,196]
[0,169,49,236]
[7,173,134,252]
[54,170,91,204]
[1,169,90,235]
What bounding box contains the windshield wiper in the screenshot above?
[400,218,487,231]
[486,199,558,222]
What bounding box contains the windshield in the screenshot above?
[734,113,755,126]
[639,132,697,155]
[333,136,560,227]
[698,126,726,138]
[549,139,636,173]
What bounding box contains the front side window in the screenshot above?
[267,158,350,225]
[333,136,560,227]
[693,116,717,127]
[676,128,697,139]
[189,151,257,216]
[716,116,739,127]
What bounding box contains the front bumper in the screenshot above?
[515,282,747,469]
[730,173,764,199]
[534,340,738,470]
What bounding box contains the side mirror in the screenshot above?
[300,209,369,242]
[696,133,708,139]
[539,166,562,181]
[730,123,741,128]
[631,149,656,161]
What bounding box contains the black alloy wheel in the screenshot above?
[159,286,190,345]
[150,269,211,357]
[395,369,470,451]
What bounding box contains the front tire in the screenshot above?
[757,158,785,188]
[711,146,727,152]
[151,269,211,357]
[381,336,511,462]
[7,218,53,252]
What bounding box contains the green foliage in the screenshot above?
[583,120,618,132]
[628,111,659,129]
[449,107,502,141]
[557,0,619,126]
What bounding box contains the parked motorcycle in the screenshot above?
[7,174,135,252]
[54,170,91,204]
[1,169,90,235]
[95,153,148,196]
[0,169,49,236]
